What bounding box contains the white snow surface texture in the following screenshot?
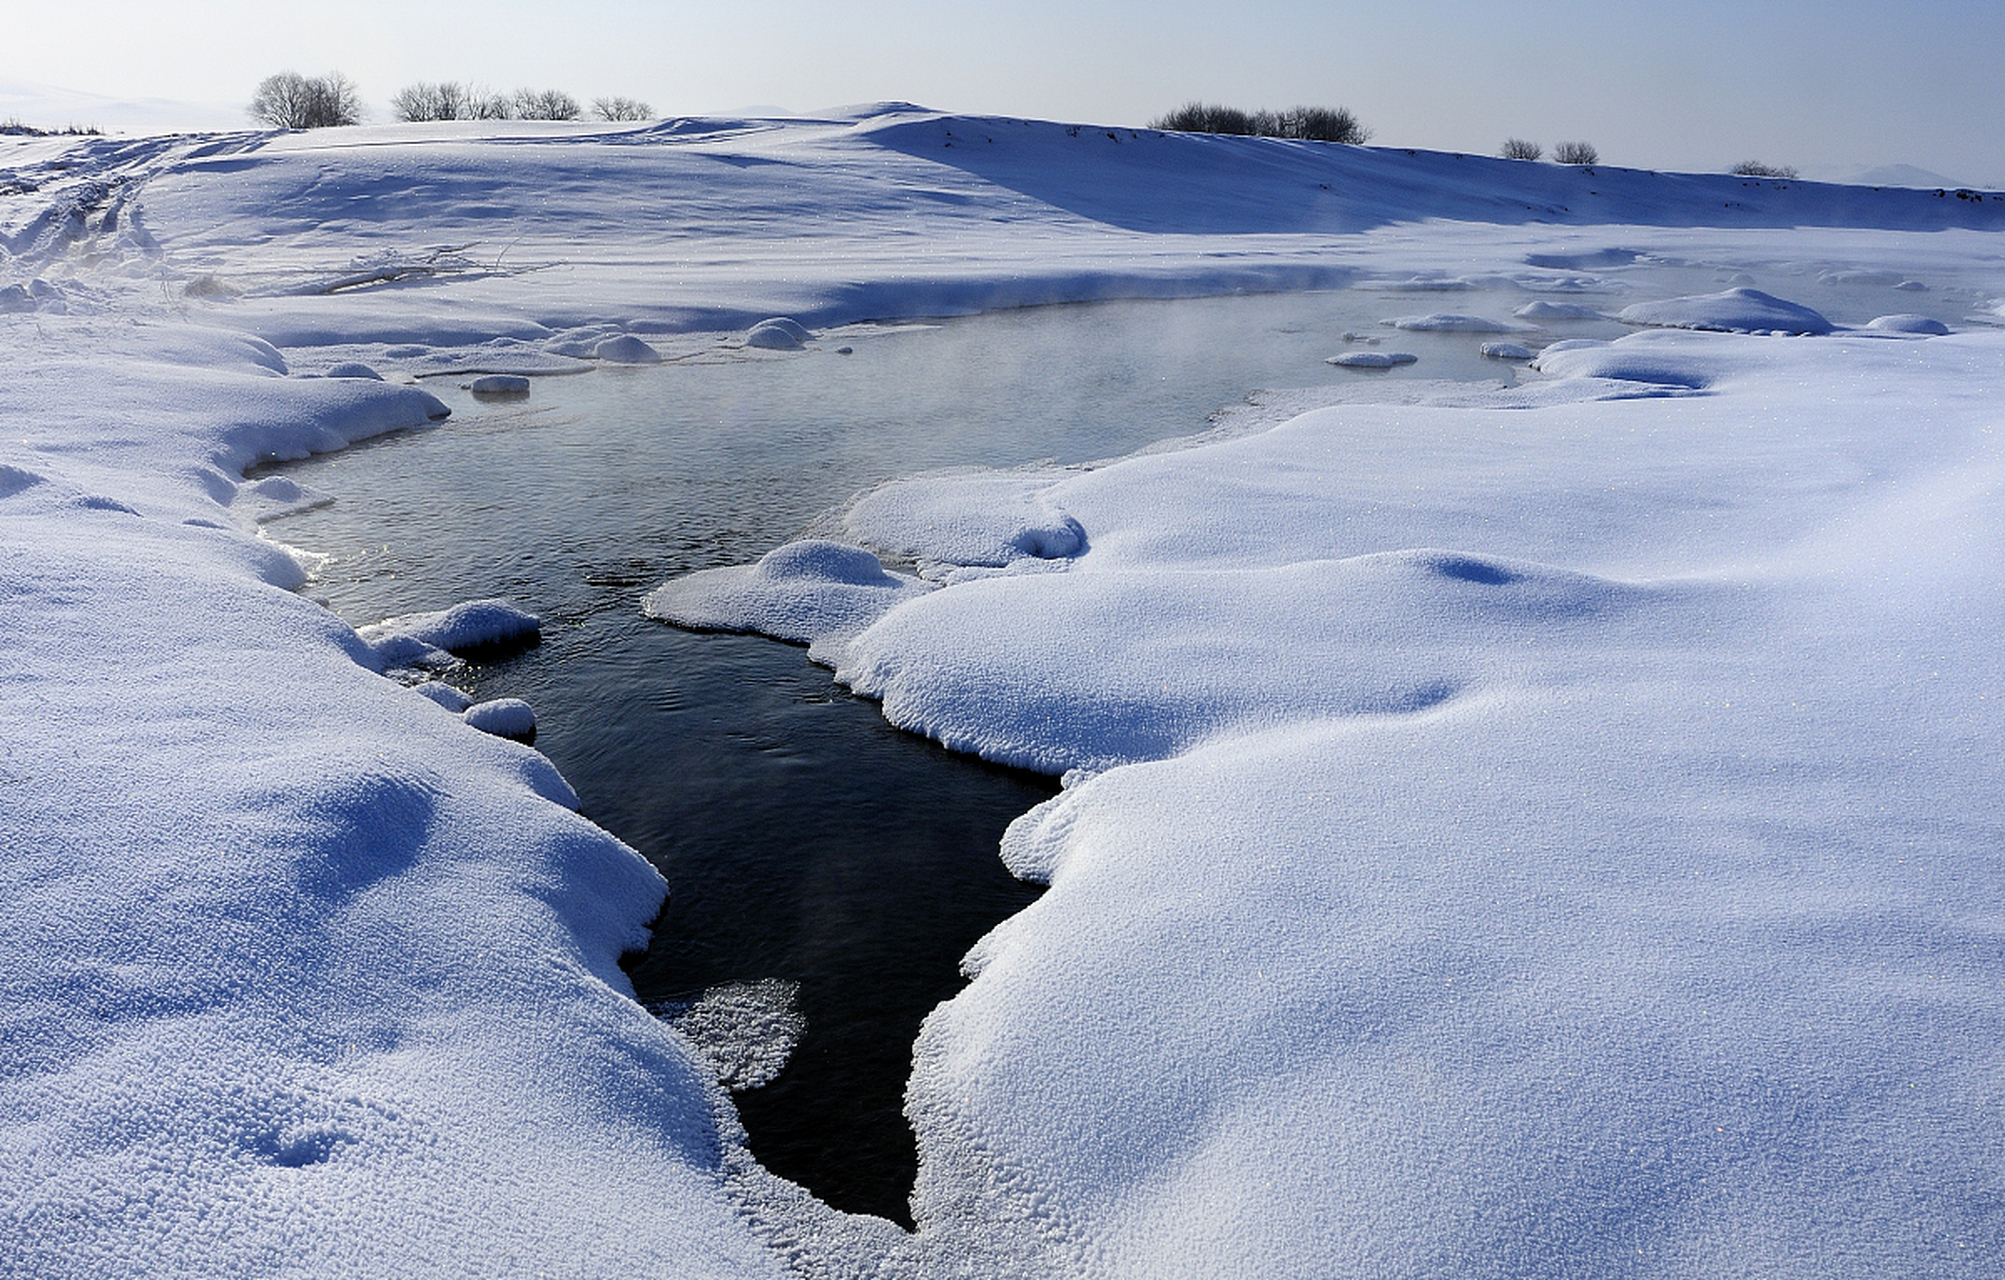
[6,109,2005,1279]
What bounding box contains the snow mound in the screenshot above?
[655,978,805,1092]
[1514,300,1606,321]
[1617,287,1834,335]
[1865,313,1950,335]
[1381,313,1517,332]
[470,374,531,396]
[844,472,1087,576]
[1531,336,1715,388]
[358,598,542,670]
[641,539,931,660]
[1481,341,1535,360]
[745,317,813,350]
[413,681,474,712]
[593,334,662,364]
[324,362,383,380]
[464,698,536,738]
[1329,350,1418,368]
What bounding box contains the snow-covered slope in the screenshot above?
[4,111,2005,1278]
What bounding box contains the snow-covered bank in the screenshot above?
[708,327,2005,1274]
[0,322,807,1275]
[6,109,2005,1277]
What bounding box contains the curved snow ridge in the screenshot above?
[641,539,932,662]
[1616,286,1835,335]
[834,549,1679,777]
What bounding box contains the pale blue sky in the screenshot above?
[7,0,2002,184]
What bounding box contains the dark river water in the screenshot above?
[256,270,1960,1223]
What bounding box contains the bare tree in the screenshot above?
[1553,140,1599,166]
[391,82,454,122]
[250,72,362,129]
[469,87,514,120]
[1499,138,1543,161]
[393,81,531,122]
[511,89,582,121]
[591,96,654,122]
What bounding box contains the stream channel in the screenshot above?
[255,269,1965,1224]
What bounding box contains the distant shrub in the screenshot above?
[1499,138,1542,161]
[1153,102,1258,135]
[1553,140,1599,166]
[1274,105,1370,144]
[511,89,582,121]
[250,71,362,129]
[1730,160,1798,179]
[1150,102,1370,144]
[0,118,102,137]
[592,96,654,122]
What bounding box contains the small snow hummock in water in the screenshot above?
[1329,350,1419,368]
[1865,314,1951,335]
[642,539,930,660]
[464,697,536,739]
[1381,313,1518,332]
[470,374,531,396]
[1480,341,1535,360]
[324,362,384,380]
[357,598,542,670]
[744,317,814,350]
[1617,287,1834,335]
[1514,300,1606,321]
[593,334,662,364]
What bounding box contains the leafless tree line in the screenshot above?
[248,70,653,129]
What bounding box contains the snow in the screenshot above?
[1616,286,1836,334]
[720,326,2005,1275]
[7,108,2005,1278]
[355,598,541,672]
[1381,312,1519,331]
[1328,349,1419,367]
[464,697,537,738]
[642,539,932,662]
[1514,299,1606,320]
[746,316,814,349]
[593,334,663,363]
[1866,312,1952,335]
[468,373,530,394]
[1480,340,1535,359]
[659,979,808,1093]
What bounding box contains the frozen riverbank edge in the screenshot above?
[5,109,2005,1278]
